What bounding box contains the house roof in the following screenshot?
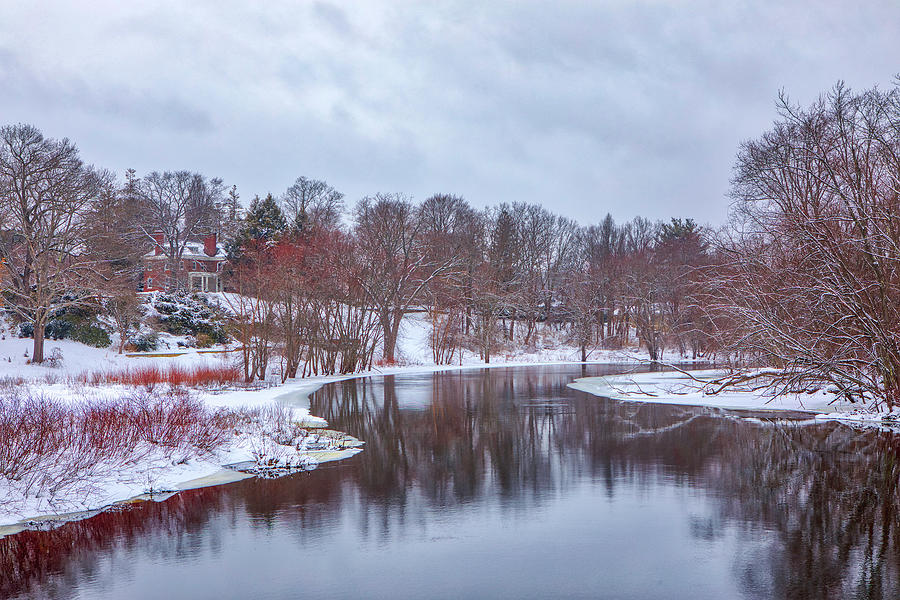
[183,242,226,259]
[143,242,227,261]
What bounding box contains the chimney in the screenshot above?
[203,232,217,257]
[152,232,165,255]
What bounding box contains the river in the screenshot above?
[2,364,898,599]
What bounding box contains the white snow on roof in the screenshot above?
[144,243,226,260]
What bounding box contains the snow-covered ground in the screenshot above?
[0,312,699,383]
[0,335,231,381]
[394,311,703,368]
[569,369,900,426]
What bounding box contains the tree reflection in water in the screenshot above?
[2,365,899,599]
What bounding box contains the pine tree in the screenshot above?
[245,194,286,240]
[227,193,286,259]
[219,184,243,242]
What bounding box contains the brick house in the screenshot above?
[142,233,227,292]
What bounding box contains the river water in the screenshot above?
[2,364,899,599]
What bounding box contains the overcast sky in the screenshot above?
[1,1,898,225]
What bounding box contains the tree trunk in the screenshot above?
[382,310,400,363]
[390,315,402,362]
[32,319,45,364]
[482,315,491,364]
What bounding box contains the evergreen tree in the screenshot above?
[244,193,286,240]
[227,193,286,259]
[659,217,699,243]
[219,184,243,242]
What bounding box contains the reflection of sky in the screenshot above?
[374,374,438,411]
[267,373,448,412]
[70,473,765,600]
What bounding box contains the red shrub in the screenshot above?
[75,364,241,389]
[0,389,239,496]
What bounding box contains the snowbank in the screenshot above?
[568,369,867,416]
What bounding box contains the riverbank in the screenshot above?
[0,379,364,534]
[569,370,899,426]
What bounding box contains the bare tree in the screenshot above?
[619,218,669,361]
[466,206,523,363]
[282,176,344,234]
[223,240,277,383]
[420,194,485,341]
[513,203,552,344]
[558,248,598,362]
[704,82,900,407]
[354,193,460,363]
[0,124,104,363]
[581,215,629,344]
[420,194,479,364]
[137,170,224,291]
[106,290,143,354]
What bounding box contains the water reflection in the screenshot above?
[2,365,899,599]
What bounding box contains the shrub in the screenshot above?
[70,324,111,348]
[77,363,241,388]
[153,293,229,344]
[45,319,72,340]
[0,389,238,499]
[130,332,159,352]
[45,348,64,368]
[16,301,111,348]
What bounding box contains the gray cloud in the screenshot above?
[313,2,353,36]
[0,0,898,226]
[0,47,212,133]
